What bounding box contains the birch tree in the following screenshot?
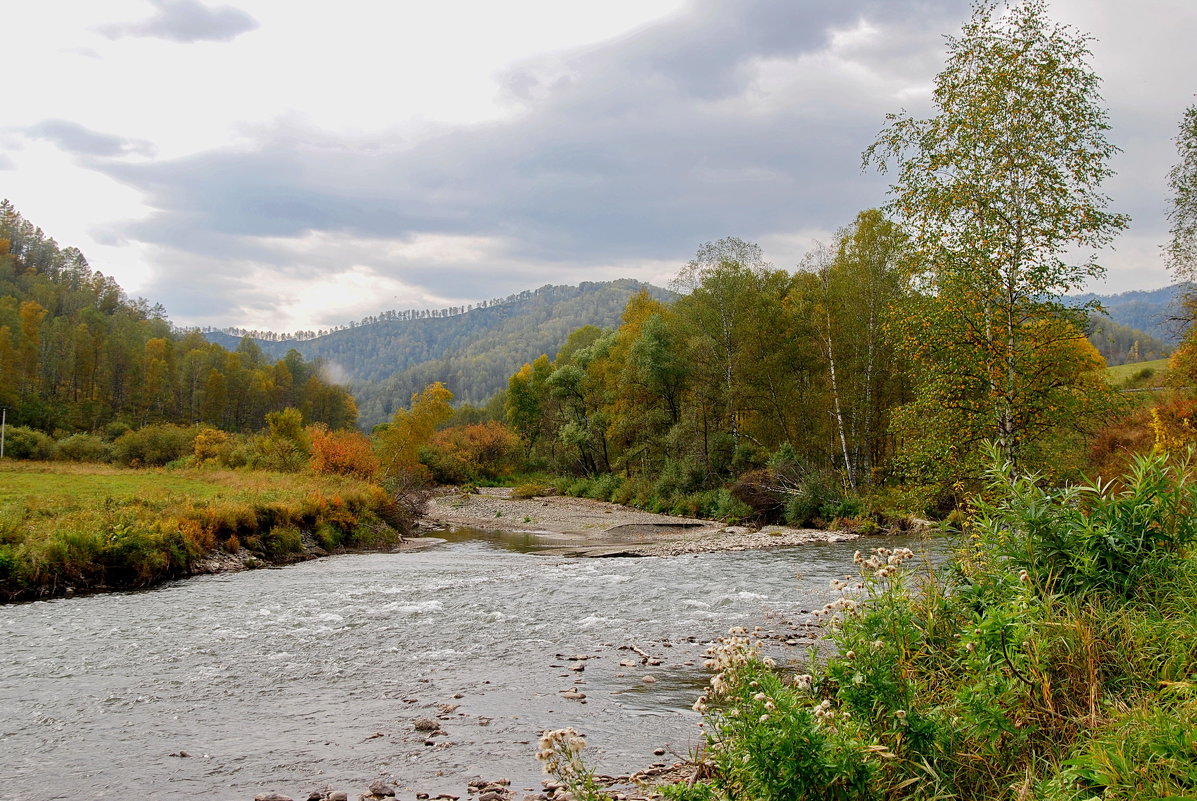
[1166,102,1197,277]
[864,0,1126,474]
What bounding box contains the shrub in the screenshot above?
[309,426,380,480]
[512,481,553,499]
[711,489,753,523]
[111,424,197,466]
[262,524,303,558]
[421,421,521,484]
[249,409,312,472]
[819,494,863,524]
[653,458,707,500]
[251,433,310,472]
[585,473,621,501]
[55,433,111,463]
[783,479,839,528]
[192,427,234,466]
[2,426,57,460]
[730,469,784,522]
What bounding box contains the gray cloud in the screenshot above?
[100,0,258,43]
[83,0,1179,322]
[104,1,965,255]
[24,119,155,158]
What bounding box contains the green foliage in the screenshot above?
[111,424,197,467]
[252,408,312,472]
[662,449,1197,801]
[1049,696,1197,799]
[693,637,877,801]
[54,433,111,463]
[783,474,843,528]
[2,426,56,460]
[969,448,1197,599]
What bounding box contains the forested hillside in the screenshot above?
[1086,312,1171,365]
[206,280,674,428]
[1073,284,1188,345]
[0,201,357,433]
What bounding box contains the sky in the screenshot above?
[3,0,1194,333]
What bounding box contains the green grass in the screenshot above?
[0,462,404,601]
[0,462,223,508]
[1106,357,1170,387]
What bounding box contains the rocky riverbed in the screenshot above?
[418,487,860,557]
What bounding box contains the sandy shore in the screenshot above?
[418,487,859,556]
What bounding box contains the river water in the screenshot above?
[0,530,934,801]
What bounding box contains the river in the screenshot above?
[0,530,935,801]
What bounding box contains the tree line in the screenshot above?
[0,200,356,434]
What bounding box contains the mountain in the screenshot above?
[1070,284,1190,347]
[205,280,675,429]
[1086,313,1171,366]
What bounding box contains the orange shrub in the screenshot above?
[308,426,381,480]
[1089,398,1197,479]
[422,421,520,484]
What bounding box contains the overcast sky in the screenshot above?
[4,0,1193,332]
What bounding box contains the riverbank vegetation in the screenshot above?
[651,449,1197,801]
[0,460,407,601]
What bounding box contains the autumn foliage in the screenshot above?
[308,425,380,480]
[422,421,521,484]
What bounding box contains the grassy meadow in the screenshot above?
[0,461,407,601]
[1107,357,1170,388]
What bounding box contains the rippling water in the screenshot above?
[0,532,935,801]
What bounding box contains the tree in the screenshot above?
[864,0,1127,475]
[1166,102,1197,277]
[374,382,454,479]
[672,238,773,447]
[803,210,909,490]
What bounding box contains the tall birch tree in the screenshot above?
[865,0,1126,475]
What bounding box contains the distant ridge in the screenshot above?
[204,279,674,429]
[1069,283,1189,346]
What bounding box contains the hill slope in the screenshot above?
[0,200,354,433]
[1072,284,1189,346]
[206,280,674,429]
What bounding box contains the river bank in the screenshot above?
[419,487,860,556]
[0,462,409,603]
